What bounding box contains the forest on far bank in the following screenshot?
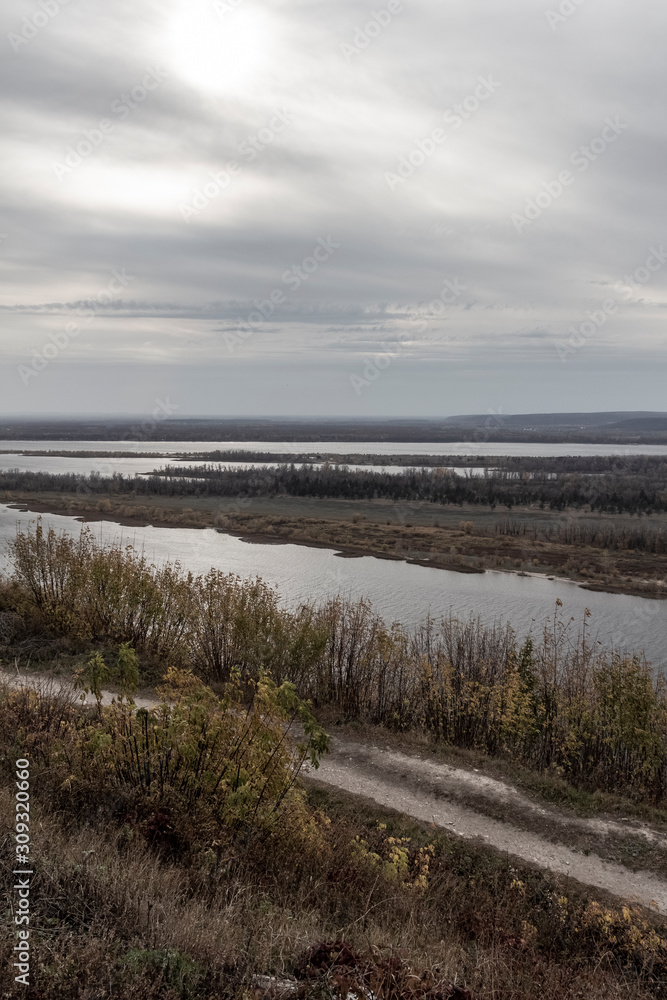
[2,456,667,515]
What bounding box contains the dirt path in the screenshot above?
[306,739,667,913]
[5,667,667,914]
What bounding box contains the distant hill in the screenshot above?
[0,414,666,444]
[444,412,667,430]
[608,417,667,431]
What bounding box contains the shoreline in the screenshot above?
[3,494,665,600]
[3,499,486,576]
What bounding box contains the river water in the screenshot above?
[3,437,665,480]
[0,504,664,668]
[2,439,667,458]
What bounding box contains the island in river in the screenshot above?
[2,488,665,601]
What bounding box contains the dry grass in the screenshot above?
[1,778,665,1000]
[3,684,667,999]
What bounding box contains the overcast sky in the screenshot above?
[1,0,665,418]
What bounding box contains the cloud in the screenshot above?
[0,0,665,413]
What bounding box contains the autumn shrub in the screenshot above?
[0,668,329,855]
[306,599,667,801]
[5,523,327,682]
[7,522,190,656]
[4,679,667,999]
[188,568,328,683]
[8,520,92,634]
[5,522,667,803]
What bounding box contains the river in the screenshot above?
[0,504,663,668]
[3,437,665,481]
[3,439,667,457]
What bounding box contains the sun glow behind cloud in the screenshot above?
[1,0,666,413]
[165,0,274,95]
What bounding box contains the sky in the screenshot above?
[0,0,666,419]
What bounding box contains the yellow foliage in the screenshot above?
[580,900,667,959]
[352,829,435,893]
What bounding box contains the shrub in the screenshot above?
[74,650,110,713]
[7,524,328,684]
[6,523,667,803]
[11,666,329,849]
[117,642,141,701]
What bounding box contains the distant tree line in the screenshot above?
[180,452,667,475]
[3,458,667,514]
[495,517,667,553]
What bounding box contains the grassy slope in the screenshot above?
[2,699,667,1000]
[2,524,667,997]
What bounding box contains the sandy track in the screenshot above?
[306,739,667,913]
[4,668,667,914]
